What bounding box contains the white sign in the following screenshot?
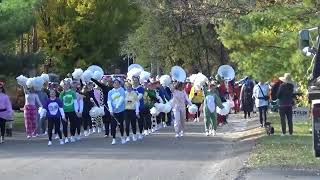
[292,107,309,121]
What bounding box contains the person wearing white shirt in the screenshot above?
[253,81,270,127]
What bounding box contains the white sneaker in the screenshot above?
[0,136,4,144]
[121,137,126,144]
[70,136,76,143]
[212,129,216,136]
[48,141,52,146]
[179,131,184,137]
[132,135,137,141]
[205,132,210,136]
[54,134,59,140]
[43,131,48,136]
[151,128,155,133]
[175,133,180,138]
[97,127,101,133]
[148,129,152,134]
[209,129,212,135]
[92,128,96,133]
[126,137,130,142]
[76,135,81,141]
[193,119,197,122]
[64,137,69,144]
[104,134,109,138]
[111,138,116,145]
[163,123,167,128]
[144,130,149,136]
[197,118,200,122]
[138,134,143,140]
[281,133,285,137]
[59,139,64,145]
[89,129,93,134]
[27,135,31,139]
[84,130,89,137]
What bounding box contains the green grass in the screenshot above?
[13,111,25,131]
[248,113,320,168]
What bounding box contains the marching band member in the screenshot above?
[22,84,43,138]
[189,85,204,122]
[171,82,192,138]
[132,76,145,139]
[108,78,126,145]
[143,80,160,135]
[72,82,83,140]
[45,89,64,146]
[91,77,113,137]
[203,82,224,136]
[124,82,140,142]
[59,80,79,143]
[0,82,13,143]
[80,83,96,136]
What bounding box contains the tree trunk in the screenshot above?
[27,33,30,54]
[32,24,38,52]
[20,34,24,56]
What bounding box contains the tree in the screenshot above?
[218,0,320,85]
[35,0,140,75]
[122,0,252,76]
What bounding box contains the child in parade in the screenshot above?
[22,85,43,138]
[73,82,83,140]
[80,82,96,136]
[35,86,49,136]
[0,82,13,143]
[107,78,126,145]
[189,85,204,122]
[91,77,113,137]
[143,81,161,135]
[203,82,224,136]
[132,76,145,139]
[59,80,79,143]
[45,89,65,146]
[171,82,192,138]
[124,82,140,142]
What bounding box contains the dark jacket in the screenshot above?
[277,83,294,106]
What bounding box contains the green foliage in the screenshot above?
[218,3,319,87]
[36,0,140,75]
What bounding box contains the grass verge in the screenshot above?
[12,111,25,131]
[248,113,320,169]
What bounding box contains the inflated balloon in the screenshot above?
[163,102,172,113]
[26,78,35,88]
[227,100,235,108]
[216,102,231,115]
[188,104,198,115]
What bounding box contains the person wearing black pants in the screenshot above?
[278,73,295,136]
[125,110,137,139]
[0,119,6,143]
[48,117,63,142]
[63,112,78,140]
[253,81,270,127]
[258,106,268,126]
[108,78,126,145]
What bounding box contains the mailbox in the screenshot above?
[312,100,320,157]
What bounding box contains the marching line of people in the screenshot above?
[1,62,300,147]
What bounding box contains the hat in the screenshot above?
[279,73,294,84]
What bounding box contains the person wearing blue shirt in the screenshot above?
[107,78,126,145]
[132,76,145,137]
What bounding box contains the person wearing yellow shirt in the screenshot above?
[124,82,140,142]
[189,85,204,122]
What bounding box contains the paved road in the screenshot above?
[0,114,255,180]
